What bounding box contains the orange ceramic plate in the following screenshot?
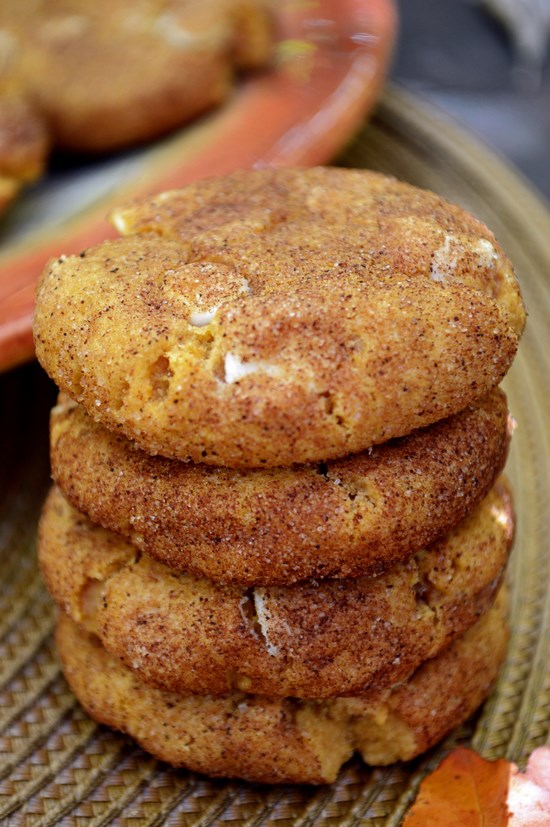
[0,0,396,372]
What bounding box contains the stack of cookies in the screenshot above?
[33,168,525,784]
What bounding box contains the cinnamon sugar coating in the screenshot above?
[50,389,511,584]
[34,168,526,467]
[40,481,513,698]
[56,589,509,784]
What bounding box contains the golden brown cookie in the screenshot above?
[40,481,513,698]
[0,0,271,153]
[33,168,525,468]
[50,389,511,584]
[56,588,509,784]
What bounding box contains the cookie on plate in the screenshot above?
[50,389,511,584]
[0,76,48,215]
[1,0,272,152]
[40,481,513,698]
[56,587,509,784]
[33,168,526,467]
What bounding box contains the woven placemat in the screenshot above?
[1,86,550,825]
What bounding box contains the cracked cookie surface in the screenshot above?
[50,389,511,584]
[33,168,526,467]
[56,588,509,784]
[40,481,513,698]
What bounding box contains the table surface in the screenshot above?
[391,0,550,202]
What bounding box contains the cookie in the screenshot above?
[40,481,513,698]
[0,76,48,215]
[50,389,511,584]
[0,0,271,152]
[56,588,509,784]
[33,168,526,467]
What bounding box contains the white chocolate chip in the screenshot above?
[430,234,459,282]
[473,238,498,268]
[110,210,131,235]
[252,591,279,657]
[189,307,218,326]
[223,353,282,384]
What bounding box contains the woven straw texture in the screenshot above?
[1,86,550,825]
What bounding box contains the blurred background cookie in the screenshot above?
[0,0,272,153]
[0,0,271,214]
[0,73,48,217]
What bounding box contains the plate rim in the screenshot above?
[0,0,397,372]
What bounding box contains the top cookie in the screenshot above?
[33,167,525,468]
[0,0,271,152]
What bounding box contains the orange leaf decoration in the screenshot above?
[403,746,550,826]
[402,747,510,826]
